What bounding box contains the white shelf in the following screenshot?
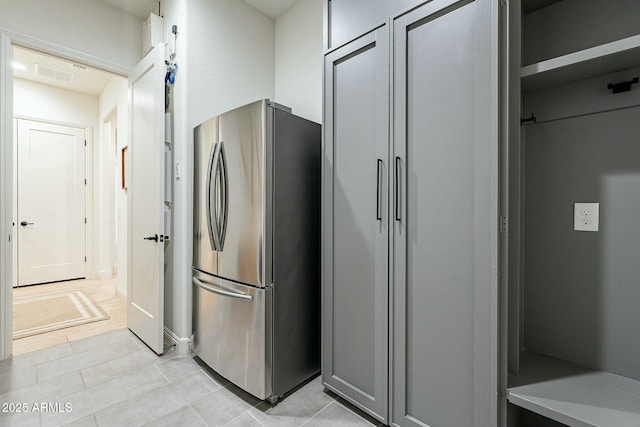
[507,352,640,427]
[521,34,640,91]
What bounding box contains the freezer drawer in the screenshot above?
[192,269,272,400]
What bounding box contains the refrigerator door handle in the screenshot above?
[206,141,219,250]
[395,156,401,221]
[376,159,383,221]
[218,141,229,250]
[210,142,224,250]
[192,277,254,302]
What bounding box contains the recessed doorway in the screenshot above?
[10,45,129,355]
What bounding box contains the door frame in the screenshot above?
[0,29,129,359]
[13,117,91,287]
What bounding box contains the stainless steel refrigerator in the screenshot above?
[192,99,320,402]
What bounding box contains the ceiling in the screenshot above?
[241,0,301,18]
[13,1,304,96]
[12,46,118,96]
[98,0,301,20]
[99,0,160,20]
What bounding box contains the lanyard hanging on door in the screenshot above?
[165,25,178,111]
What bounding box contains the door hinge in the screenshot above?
[500,0,508,6]
[84,217,87,224]
[84,140,87,146]
[84,256,87,262]
[84,178,87,185]
[500,216,508,233]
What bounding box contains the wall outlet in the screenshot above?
[574,203,599,232]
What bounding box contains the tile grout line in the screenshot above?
[333,400,378,426]
[188,403,209,426]
[154,364,171,383]
[83,371,173,426]
[222,409,258,427]
[245,410,266,426]
[299,399,337,427]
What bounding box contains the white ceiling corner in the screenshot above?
[98,0,160,20]
[97,0,301,20]
[241,0,301,19]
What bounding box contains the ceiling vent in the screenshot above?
[72,63,87,71]
[35,64,75,83]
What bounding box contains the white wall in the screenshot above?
[160,0,275,341]
[275,0,323,123]
[0,0,142,71]
[98,76,128,292]
[14,79,98,126]
[162,0,324,343]
[161,0,188,342]
[188,0,275,126]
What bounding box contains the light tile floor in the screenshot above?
[0,330,381,427]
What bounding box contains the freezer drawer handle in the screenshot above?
[193,277,254,302]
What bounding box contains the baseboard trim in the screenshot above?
[163,326,191,356]
[98,270,113,280]
[115,284,126,299]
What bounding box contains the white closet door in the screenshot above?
[127,44,165,355]
[17,119,86,286]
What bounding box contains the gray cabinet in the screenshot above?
[392,1,497,426]
[322,25,390,422]
[326,0,418,50]
[323,1,498,426]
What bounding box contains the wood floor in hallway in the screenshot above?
[12,278,126,356]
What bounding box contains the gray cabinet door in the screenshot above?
[392,0,498,426]
[326,0,418,50]
[322,25,389,422]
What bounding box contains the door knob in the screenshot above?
[20,221,34,227]
[143,234,159,242]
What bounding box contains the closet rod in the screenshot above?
[522,103,640,126]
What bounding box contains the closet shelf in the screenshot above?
[521,34,640,92]
[507,352,640,427]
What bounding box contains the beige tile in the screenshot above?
[12,333,70,356]
[12,278,127,357]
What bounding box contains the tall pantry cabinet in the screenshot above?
[322,1,499,426]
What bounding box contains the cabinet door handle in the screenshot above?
[376,159,383,221]
[395,157,401,221]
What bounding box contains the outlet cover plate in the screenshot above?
[574,202,599,232]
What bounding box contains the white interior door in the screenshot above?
[127,44,165,354]
[17,119,86,286]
